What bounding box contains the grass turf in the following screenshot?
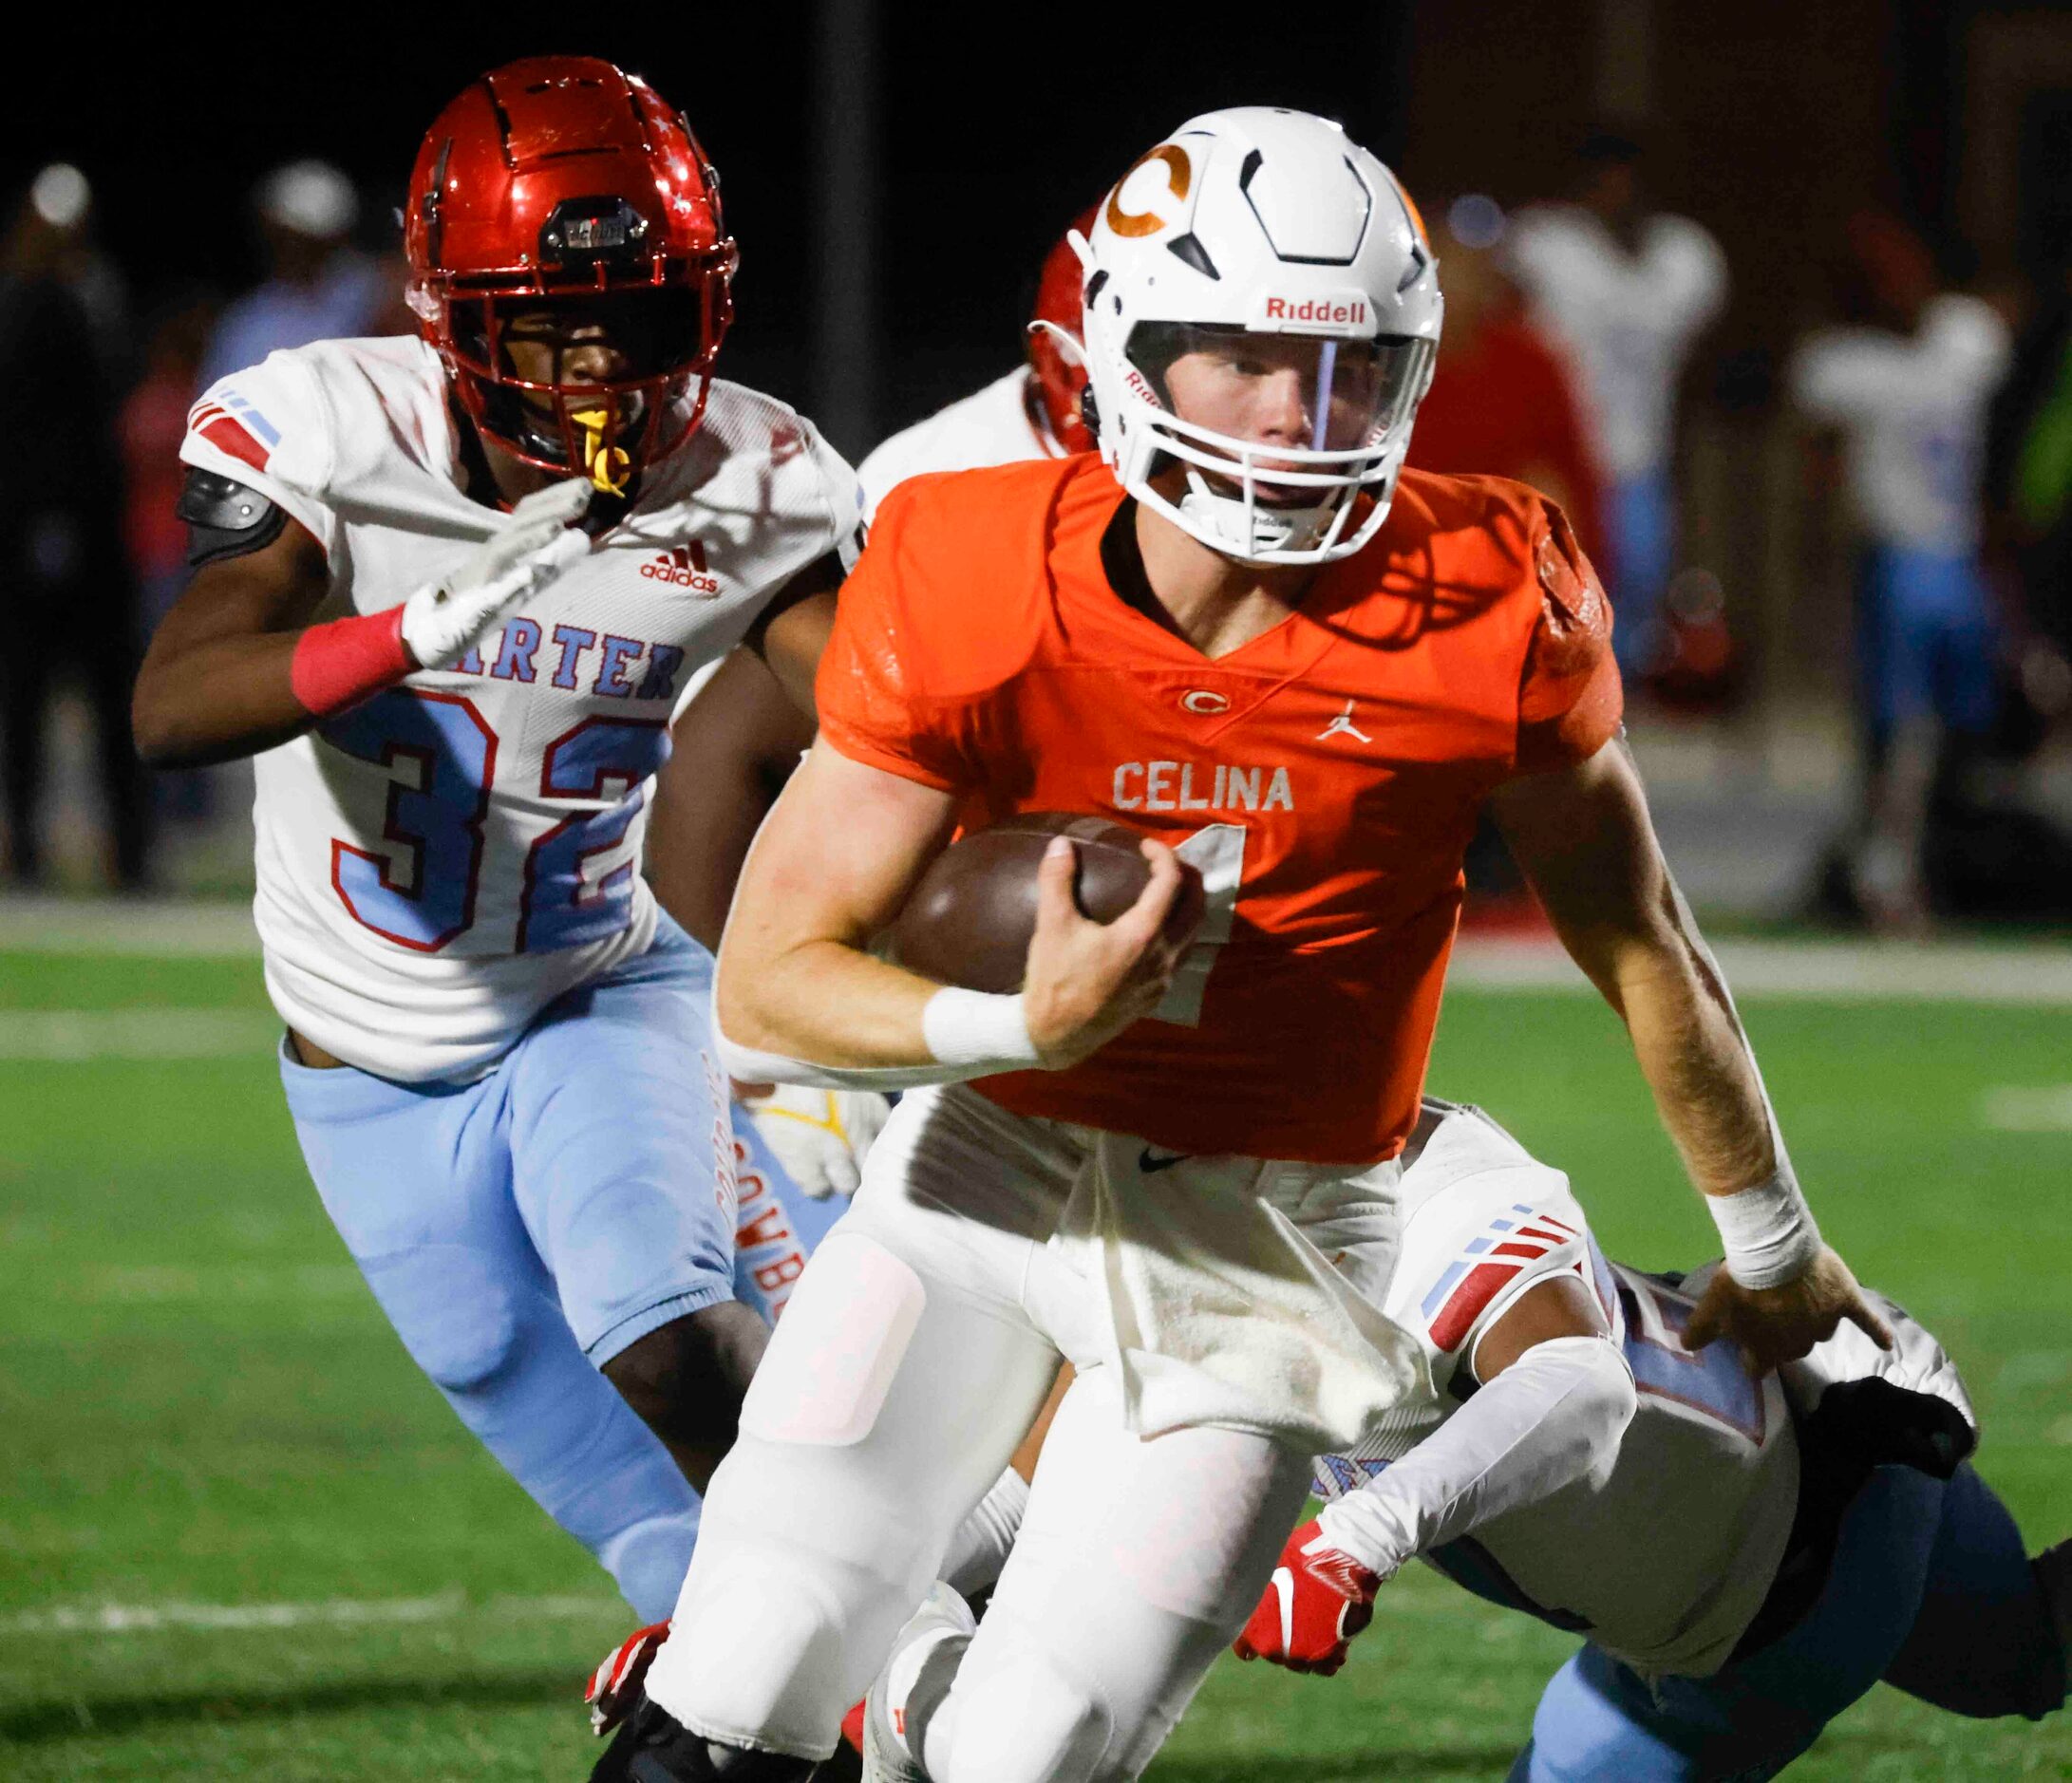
[0,948,2066,1779]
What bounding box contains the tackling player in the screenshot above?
[603,108,1888,1782]
[132,58,863,1623]
[803,1102,2064,1779]
[1234,1106,2068,1779]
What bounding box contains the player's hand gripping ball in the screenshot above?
[1234,1519,1383,1676]
[889,813,1205,994]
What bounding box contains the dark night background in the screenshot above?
[0,10,1422,458]
[5,5,2056,462]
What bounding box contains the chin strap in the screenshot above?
[1176,473,1334,560]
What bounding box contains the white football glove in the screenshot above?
[401,479,593,670]
[741,1084,891,1199]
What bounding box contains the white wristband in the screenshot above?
[921,988,1040,1070]
[1706,1167,1822,1289]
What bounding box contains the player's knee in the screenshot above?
[661,1528,895,1757]
[374,1245,525,1395]
[603,1302,766,1453]
[938,1648,1113,1783]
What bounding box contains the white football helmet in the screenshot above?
[1076,107,1441,565]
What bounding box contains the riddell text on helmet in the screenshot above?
[1263,296,1370,325]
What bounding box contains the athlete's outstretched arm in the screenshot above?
[1235,1277,1632,1674]
[1490,737,1892,1371]
[715,740,1192,1081]
[135,475,590,769]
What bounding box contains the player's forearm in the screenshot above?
[132,630,329,768]
[1314,1336,1634,1579]
[717,926,938,1069]
[1610,919,1779,1196]
[714,937,1037,1090]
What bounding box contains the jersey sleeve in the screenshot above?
[1787,331,1890,425]
[1386,1161,1598,1386]
[1651,216,1729,339]
[1513,497,1623,777]
[798,414,868,570]
[178,350,338,556]
[814,484,979,792]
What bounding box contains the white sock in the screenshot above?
[938,1468,1029,1599]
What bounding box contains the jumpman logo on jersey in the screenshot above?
[1317,700,1372,742]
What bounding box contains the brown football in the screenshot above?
[889,813,1206,994]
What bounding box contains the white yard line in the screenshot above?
[0,896,256,957]
[1978,1087,2072,1132]
[0,1591,621,1637]
[0,1010,277,1060]
[1451,934,2072,1004]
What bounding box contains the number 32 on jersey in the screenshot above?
[322,687,668,954]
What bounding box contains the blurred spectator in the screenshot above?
[120,287,218,824]
[199,160,381,388]
[1790,211,2011,931]
[122,289,217,627]
[1508,132,1727,680]
[1405,195,1606,561]
[0,166,150,888]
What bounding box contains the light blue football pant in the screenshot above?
[1512,1461,2064,1781]
[279,914,847,1622]
[1855,543,2000,746]
[1609,469,1676,676]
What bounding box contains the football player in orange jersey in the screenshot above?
[596,109,1889,1783]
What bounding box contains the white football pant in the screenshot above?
[642,1084,1343,1776]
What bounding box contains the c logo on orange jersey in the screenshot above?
[1105,144,1192,239]
[1181,689,1230,715]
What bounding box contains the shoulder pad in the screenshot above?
[178,466,286,567]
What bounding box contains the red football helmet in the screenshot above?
[404,56,736,497]
[1026,206,1099,454]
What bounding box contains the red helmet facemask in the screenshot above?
[404,57,736,499]
[1027,205,1100,454]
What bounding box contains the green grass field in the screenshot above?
[2,945,2068,1779]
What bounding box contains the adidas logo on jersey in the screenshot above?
[640,542,721,595]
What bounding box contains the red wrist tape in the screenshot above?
[290,607,412,718]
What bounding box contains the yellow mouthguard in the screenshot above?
[570,406,632,496]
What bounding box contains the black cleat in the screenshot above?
[587,1694,818,1782]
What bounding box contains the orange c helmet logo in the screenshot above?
[1105,144,1192,239]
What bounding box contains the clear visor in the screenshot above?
[1127,323,1430,456]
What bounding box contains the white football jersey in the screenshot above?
[1787,294,2010,553]
[1505,206,1727,482]
[1316,1100,1798,1677]
[179,337,860,1082]
[856,367,1062,519]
